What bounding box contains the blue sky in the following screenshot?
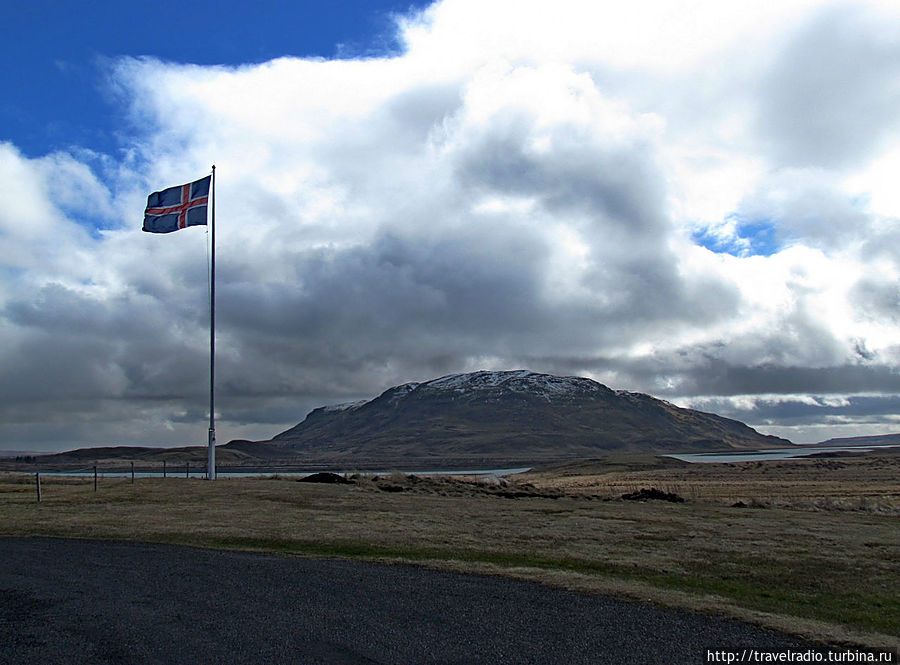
[3,0,900,452]
[2,1,430,158]
[692,218,780,258]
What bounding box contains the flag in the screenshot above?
[143,175,211,233]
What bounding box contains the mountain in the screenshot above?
[267,370,789,462]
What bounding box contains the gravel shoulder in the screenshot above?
[0,537,841,665]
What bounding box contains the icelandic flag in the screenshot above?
[143,175,211,233]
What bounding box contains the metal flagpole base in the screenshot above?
[208,428,216,480]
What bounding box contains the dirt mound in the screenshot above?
[620,487,685,503]
[298,472,351,484]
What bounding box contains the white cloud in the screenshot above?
[399,0,828,72]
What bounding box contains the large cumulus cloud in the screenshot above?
[3,0,900,451]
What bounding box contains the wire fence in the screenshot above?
[26,461,211,502]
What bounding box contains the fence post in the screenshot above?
[163,460,167,478]
[131,462,135,484]
[35,472,41,503]
[186,462,190,478]
[93,465,98,492]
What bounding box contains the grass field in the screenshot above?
[1,451,897,651]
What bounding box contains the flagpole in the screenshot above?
[208,164,216,480]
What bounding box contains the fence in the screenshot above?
[28,461,210,502]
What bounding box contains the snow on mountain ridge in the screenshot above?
[321,400,368,413]
[420,370,610,401]
[383,381,421,406]
[615,388,677,409]
[424,369,535,391]
[318,371,636,412]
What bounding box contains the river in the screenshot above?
[665,443,900,463]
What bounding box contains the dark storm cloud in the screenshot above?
[675,361,900,397]
[213,208,740,405]
[685,393,900,432]
[448,105,742,333]
[455,115,666,234]
[220,225,548,342]
[593,350,900,399]
[2,281,210,405]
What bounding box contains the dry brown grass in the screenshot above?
[525,452,900,512]
[0,452,897,652]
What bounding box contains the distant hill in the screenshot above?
[812,433,900,447]
[0,440,302,472]
[267,370,789,461]
[18,444,259,466]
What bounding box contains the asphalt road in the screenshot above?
[0,537,833,665]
